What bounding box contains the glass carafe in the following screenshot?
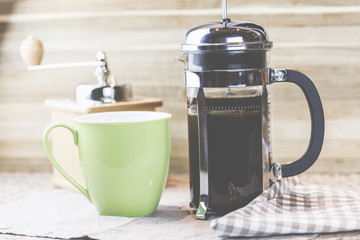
[178,20,325,219]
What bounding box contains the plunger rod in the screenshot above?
[222,0,227,19]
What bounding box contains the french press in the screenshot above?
[178,0,325,219]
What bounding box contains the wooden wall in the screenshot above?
[0,0,359,173]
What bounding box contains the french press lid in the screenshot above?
[182,21,272,52]
[181,1,272,72]
[182,21,273,72]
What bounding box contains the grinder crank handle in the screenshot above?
[272,69,325,178]
[19,35,104,70]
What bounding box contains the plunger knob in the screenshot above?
[19,35,44,66]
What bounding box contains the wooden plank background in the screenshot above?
[0,0,359,173]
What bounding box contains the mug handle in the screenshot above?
[272,69,325,178]
[43,123,90,201]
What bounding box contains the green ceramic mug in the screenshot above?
[43,111,171,217]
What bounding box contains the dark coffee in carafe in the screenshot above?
[188,92,267,213]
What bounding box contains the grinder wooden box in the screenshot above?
[45,97,163,190]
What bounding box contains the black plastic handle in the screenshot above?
[275,70,325,177]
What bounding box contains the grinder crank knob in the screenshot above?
[19,35,44,66]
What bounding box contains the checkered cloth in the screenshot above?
[211,177,360,238]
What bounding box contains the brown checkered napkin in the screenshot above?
[210,177,360,238]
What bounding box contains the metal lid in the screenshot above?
[182,21,273,51]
